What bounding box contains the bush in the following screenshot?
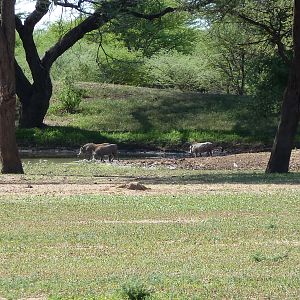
[144,51,221,91]
[247,55,289,119]
[97,46,147,86]
[121,281,153,300]
[57,76,85,113]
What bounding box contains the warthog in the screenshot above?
[78,143,110,160]
[93,143,119,162]
[189,142,214,157]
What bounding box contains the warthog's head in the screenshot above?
[77,146,85,157]
[189,144,194,154]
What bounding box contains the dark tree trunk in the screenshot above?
[0,93,23,173]
[266,0,300,173]
[16,69,52,128]
[0,0,24,174]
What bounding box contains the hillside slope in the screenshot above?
[17,82,278,150]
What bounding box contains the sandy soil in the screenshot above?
[1,151,300,197]
[120,150,300,171]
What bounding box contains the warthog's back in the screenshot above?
[93,144,119,161]
[190,142,213,152]
[94,144,117,154]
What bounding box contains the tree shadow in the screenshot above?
[131,107,154,132]
[139,172,300,185]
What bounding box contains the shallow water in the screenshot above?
[20,149,189,163]
[22,157,80,164]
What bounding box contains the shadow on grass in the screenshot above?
[16,125,250,150]
[140,172,300,185]
[16,125,117,148]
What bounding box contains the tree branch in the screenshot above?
[124,6,175,21]
[24,0,52,32]
[15,60,33,105]
[233,11,291,65]
[42,10,111,69]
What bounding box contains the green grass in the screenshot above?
[16,82,279,149]
[0,192,299,299]
[20,159,300,185]
[0,162,300,299]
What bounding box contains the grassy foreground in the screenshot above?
[0,162,299,299]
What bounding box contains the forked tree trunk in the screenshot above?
[15,9,112,128]
[266,0,300,173]
[16,70,52,128]
[0,0,24,173]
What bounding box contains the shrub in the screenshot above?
[144,50,221,91]
[121,281,153,300]
[247,55,289,119]
[57,76,85,113]
[97,46,147,86]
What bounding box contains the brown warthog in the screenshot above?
[189,142,224,157]
[93,143,119,162]
[78,143,109,160]
[189,142,214,157]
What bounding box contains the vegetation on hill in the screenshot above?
[13,0,292,154]
[16,82,279,150]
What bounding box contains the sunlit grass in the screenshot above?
[0,191,299,299]
[0,161,299,299]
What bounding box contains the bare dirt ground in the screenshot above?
[1,151,300,197]
[120,150,300,171]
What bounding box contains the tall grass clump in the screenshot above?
[121,281,153,300]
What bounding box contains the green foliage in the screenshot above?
[16,127,108,147]
[252,251,289,263]
[207,19,255,95]
[102,0,197,57]
[16,82,277,149]
[247,55,289,119]
[144,49,220,91]
[97,47,148,86]
[57,76,85,113]
[121,281,153,300]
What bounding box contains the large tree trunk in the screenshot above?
[15,10,110,128]
[266,0,300,173]
[0,0,24,174]
[17,71,52,128]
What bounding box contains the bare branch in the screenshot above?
[24,0,51,31]
[42,10,111,69]
[124,6,175,21]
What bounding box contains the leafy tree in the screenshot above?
[105,0,197,57]
[247,53,289,119]
[266,0,300,173]
[207,18,256,95]
[191,0,298,173]
[0,0,24,173]
[15,0,177,128]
